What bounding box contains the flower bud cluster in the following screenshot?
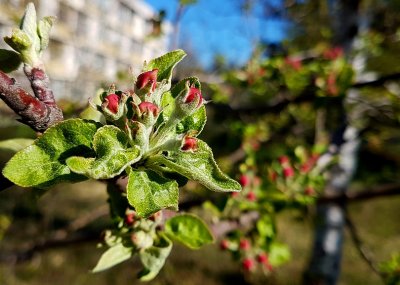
[121,209,164,251]
[219,237,273,274]
[231,172,260,202]
[97,69,205,156]
[267,151,323,203]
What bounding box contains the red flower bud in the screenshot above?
[327,73,339,96]
[125,212,136,226]
[323,47,343,60]
[278,156,290,165]
[283,167,294,178]
[239,238,251,250]
[220,239,230,250]
[149,211,163,223]
[256,253,269,264]
[104,94,120,114]
[181,136,198,151]
[242,258,255,271]
[138,102,159,116]
[300,162,311,174]
[246,191,257,202]
[136,69,158,92]
[185,87,203,107]
[239,175,250,187]
[285,57,302,71]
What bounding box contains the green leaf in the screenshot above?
[79,89,106,123]
[4,28,32,51]
[37,16,55,52]
[269,242,291,266]
[2,119,100,188]
[160,77,206,136]
[0,49,21,73]
[138,235,172,281]
[126,169,179,218]
[19,3,40,53]
[150,139,241,192]
[165,214,214,249]
[0,138,33,153]
[144,49,186,82]
[256,215,275,238]
[177,106,206,135]
[92,243,132,273]
[66,126,141,179]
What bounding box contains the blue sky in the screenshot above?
[144,0,287,69]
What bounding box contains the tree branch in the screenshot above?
[0,68,63,132]
[345,213,384,279]
[318,183,400,204]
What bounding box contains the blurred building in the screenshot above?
[0,0,171,101]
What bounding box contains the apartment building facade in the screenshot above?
[0,0,171,100]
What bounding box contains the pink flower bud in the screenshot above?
[138,102,159,116]
[256,253,269,264]
[104,94,120,114]
[239,238,251,250]
[125,211,136,226]
[242,258,255,271]
[285,57,302,71]
[323,46,343,60]
[327,73,338,96]
[220,239,230,250]
[181,136,198,151]
[149,211,163,223]
[278,156,290,165]
[283,167,294,178]
[239,175,250,187]
[185,87,203,107]
[136,69,158,92]
[300,162,311,174]
[246,191,257,202]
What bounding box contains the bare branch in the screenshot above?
[0,70,63,132]
[345,213,384,279]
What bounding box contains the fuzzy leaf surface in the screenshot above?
[138,235,172,281]
[92,243,132,273]
[144,49,186,82]
[127,169,179,218]
[165,214,214,249]
[151,139,241,192]
[66,126,141,179]
[2,119,100,188]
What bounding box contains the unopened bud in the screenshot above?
[131,231,153,250]
[246,191,257,202]
[256,253,269,264]
[181,136,198,151]
[242,258,255,271]
[283,167,294,178]
[220,239,230,250]
[239,238,251,250]
[136,69,158,95]
[239,175,250,187]
[139,102,159,116]
[185,87,203,107]
[103,94,120,114]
